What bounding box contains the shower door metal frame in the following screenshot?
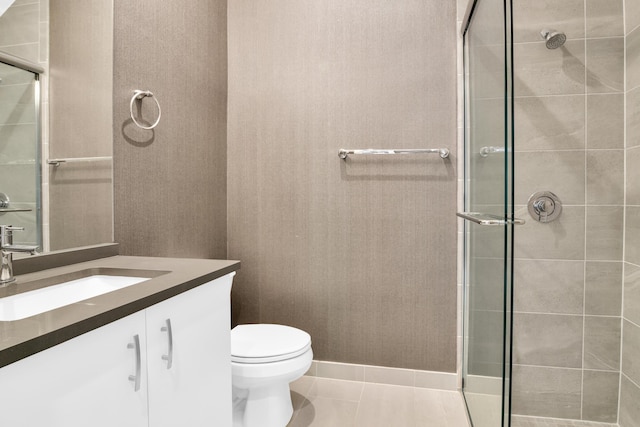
[460,0,516,426]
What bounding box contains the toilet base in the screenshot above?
[231,343,312,427]
[233,382,293,427]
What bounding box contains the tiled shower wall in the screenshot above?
[621,1,640,426]
[509,0,625,422]
[0,0,48,246]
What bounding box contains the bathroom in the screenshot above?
[0,0,638,426]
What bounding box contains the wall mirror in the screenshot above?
[0,0,114,253]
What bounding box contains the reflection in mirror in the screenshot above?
[0,59,41,249]
[0,0,114,252]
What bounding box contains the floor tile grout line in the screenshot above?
[352,379,366,424]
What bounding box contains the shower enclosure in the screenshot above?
[462,0,639,426]
[0,53,42,249]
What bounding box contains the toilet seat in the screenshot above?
[231,324,312,364]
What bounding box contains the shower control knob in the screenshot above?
[528,191,562,223]
[533,199,548,213]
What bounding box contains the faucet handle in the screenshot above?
[1,226,24,247]
[1,225,24,230]
[0,225,24,237]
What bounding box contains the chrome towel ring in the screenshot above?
[130,89,161,130]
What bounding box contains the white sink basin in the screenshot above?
[0,275,150,321]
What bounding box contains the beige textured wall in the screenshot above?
[112,0,227,258]
[621,1,640,425]
[49,0,113,251]
[228,0,458,372]
[509,0,625,422]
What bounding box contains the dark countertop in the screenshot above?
[0,255,240,368]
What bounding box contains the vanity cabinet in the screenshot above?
[0,273,233,427]
[146,275,232,427]
[0,310,149,427]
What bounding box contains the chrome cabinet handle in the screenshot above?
[161,318,173,369]
[457,212,525,226]
[127,334,142,391]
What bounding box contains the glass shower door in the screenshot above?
[460,0,518,426]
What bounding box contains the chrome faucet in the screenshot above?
[1,225,38,285]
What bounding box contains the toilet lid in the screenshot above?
[231,324,312,363]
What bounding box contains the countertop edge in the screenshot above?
[0,258,240,368]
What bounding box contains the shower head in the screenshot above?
[540,29,566,49]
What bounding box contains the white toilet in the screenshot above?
[231,324,313,427]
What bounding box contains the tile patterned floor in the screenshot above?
[463,392,502,426]
[512,416,619,427]
[286,376,470,427]
[285,378,622,427]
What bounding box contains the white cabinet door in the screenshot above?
[146,274,233,427]
[0,311,148,427]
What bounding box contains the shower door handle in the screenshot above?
[457,212,525,226]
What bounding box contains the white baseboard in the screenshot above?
[306,360,458,391]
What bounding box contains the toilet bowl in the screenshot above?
[231,324,312,427]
